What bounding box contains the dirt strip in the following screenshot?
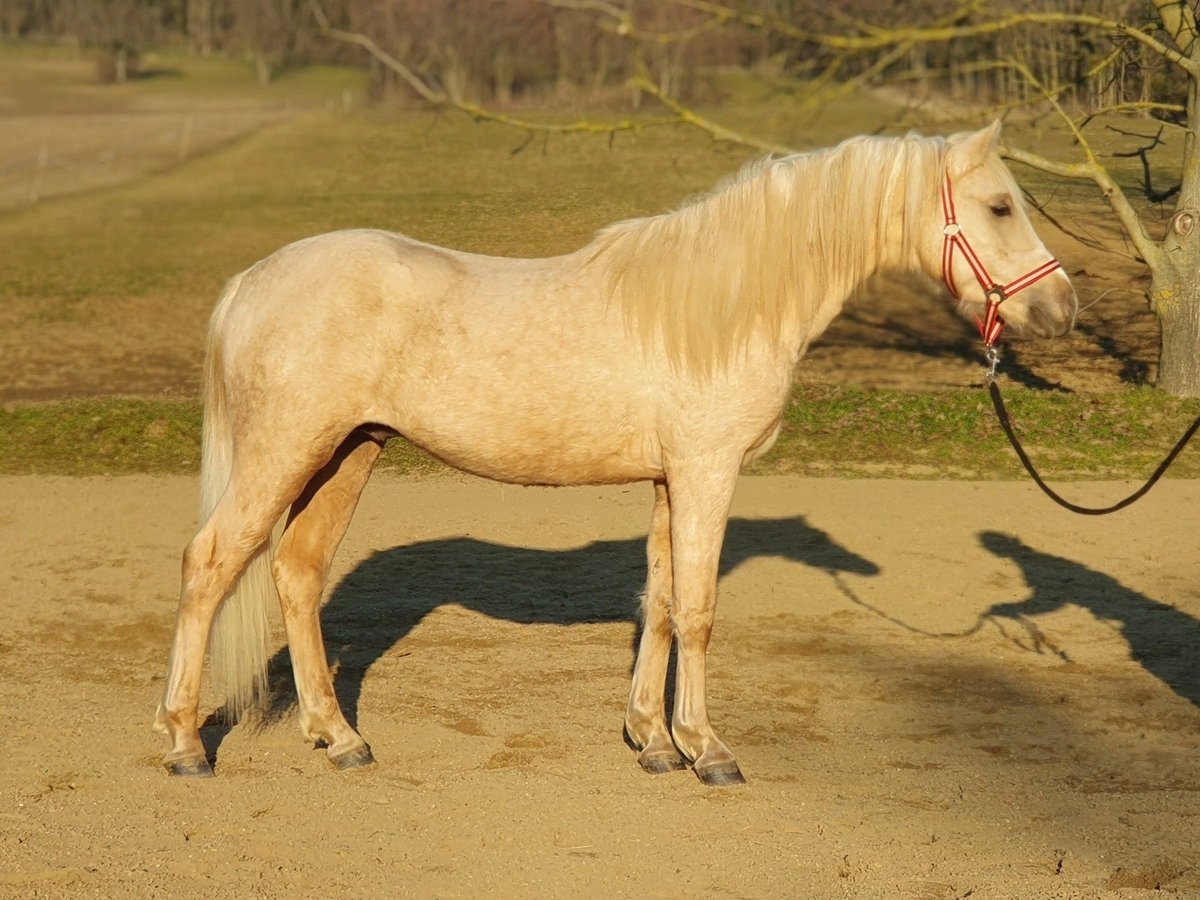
[1,474,1197,898]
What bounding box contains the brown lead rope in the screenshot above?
[987,378,1200,515]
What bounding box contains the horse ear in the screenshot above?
[947,119,1003,179]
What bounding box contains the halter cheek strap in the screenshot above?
[940,177,1063,347]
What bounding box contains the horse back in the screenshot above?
[214,230,680,484]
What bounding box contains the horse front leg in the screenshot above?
[625,480,686,774]
[665,459,745,786]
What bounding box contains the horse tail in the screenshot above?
[201,271,275,721]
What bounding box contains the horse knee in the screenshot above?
[671,600,715,646]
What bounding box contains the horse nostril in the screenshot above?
[1061,292,1079,331]
[1030,306,1053,336]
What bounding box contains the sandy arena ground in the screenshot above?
[1,473,1197,898]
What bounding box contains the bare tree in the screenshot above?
[59,0,162,82]
[227,0,310,85]
[0,0,37,38]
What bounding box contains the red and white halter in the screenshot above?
[939,177,1062,348]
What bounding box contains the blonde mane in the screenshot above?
[589,133,949,373]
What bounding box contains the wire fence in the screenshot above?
[0,108,295,210]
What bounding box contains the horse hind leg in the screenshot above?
[272,428,385,770]
[157,469,303,776]
[625,481,686,775]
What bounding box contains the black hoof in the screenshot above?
[330,744,375,770]
[639,751,687,775]
[165,757,214,778]
[696,762,746,787]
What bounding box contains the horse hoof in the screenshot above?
[330,744,375,771]
[639,750,687,775]
[696,761,746,787]
[164,757,214,778]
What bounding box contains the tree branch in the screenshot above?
[668,0,1199,77]
[1077,102,1187,129]
[984,56,1164,265]
[793,40,915,115]
[532,0,733,45]
[311,0,795,156]
[1021,185,1133,259]
[310,1,440,103]
[630,77,796,154]
[1108,124,1182,204]
[1003,144,1162,267]
[1150,0,1198,54]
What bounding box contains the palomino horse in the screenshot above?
[155,121,1076,784]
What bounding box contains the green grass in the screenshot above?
[756,384,1200,479]
[4,387,1197,479]
[0,400,203,475]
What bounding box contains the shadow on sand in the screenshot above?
[254,514,881,730]
[979,530,1200,709]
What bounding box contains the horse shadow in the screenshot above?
[978,530,1200,708]
[829,306,1071,392]
[259,515,880,729]
[1074,319,1152,386]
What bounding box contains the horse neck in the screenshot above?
[593,136,940,374]
[779,138,937,330]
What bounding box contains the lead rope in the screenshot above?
[985,350,1200,516]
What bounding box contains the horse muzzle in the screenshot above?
[1006,277,1077,339]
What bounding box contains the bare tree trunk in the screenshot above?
[494,46,513,105]
[254,53,272,86]
[1153,71,1200,395]
[1153,270,1200,395]
[190,0,214,57]
[554,14,571,98]
[591,39,611,97]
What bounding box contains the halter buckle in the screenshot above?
[985,346,1001,381]
[942,223,961,237]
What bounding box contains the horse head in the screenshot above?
[930,121,1077,340]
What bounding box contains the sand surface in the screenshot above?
[2,473,1198,897]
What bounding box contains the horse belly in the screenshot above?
[404,417,661,486]
[381,381,663,487]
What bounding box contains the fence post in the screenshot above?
[178,116,194,162]
[28,144,48,204]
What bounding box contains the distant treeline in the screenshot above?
[0,0,1175,114]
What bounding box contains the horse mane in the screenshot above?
[587,132,950,374]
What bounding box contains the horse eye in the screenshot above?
[990,204,1012,218]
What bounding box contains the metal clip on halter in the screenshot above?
[984,345,1000,381]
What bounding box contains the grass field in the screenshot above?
[4,388,1198,479]
[2,44,1195,480]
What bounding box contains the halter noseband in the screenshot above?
[940,177,1062,348]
